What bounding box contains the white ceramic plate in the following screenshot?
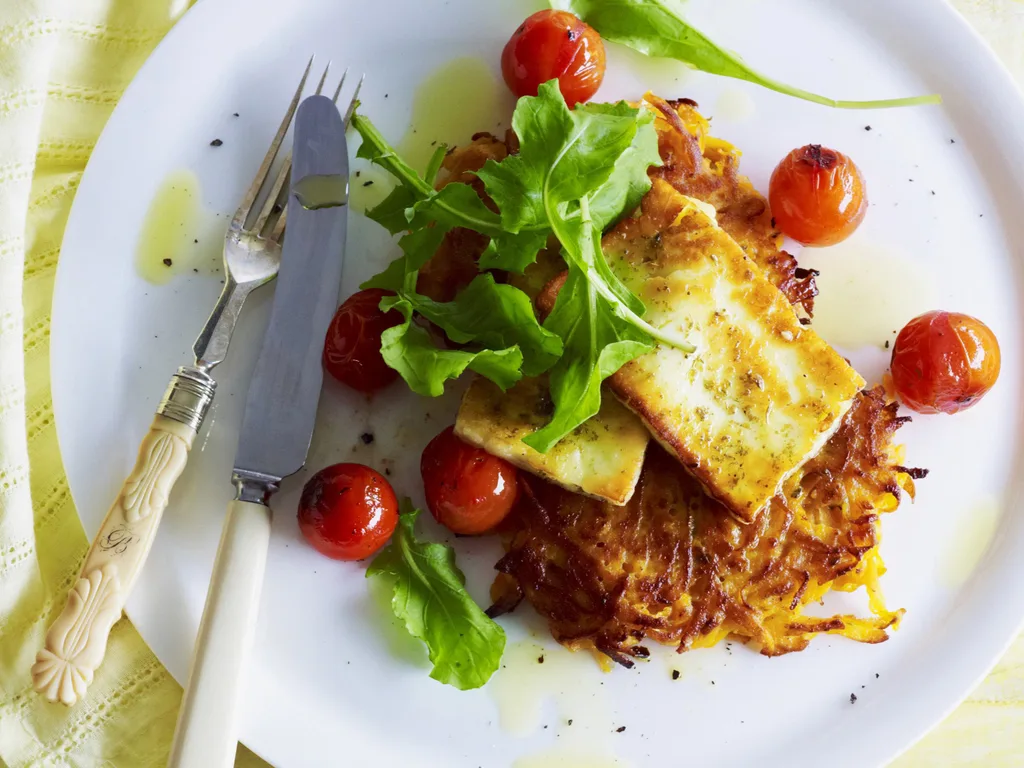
[53,0,1024,765]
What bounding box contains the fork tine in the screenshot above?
[268,193,289,244]
[250,62,337,238]
[342,73,364,127]
[332,68,348,104]
[245,64,360,244]
[251,153,291,238]
[314,62,330,96]
[230,56,313,231]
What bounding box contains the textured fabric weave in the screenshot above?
[0,1,263,766]
[0,0,1020,766]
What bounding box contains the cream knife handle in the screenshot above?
[168,494,272,768]
[32,367,215,706]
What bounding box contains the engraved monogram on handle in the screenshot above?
[98,523,137,554]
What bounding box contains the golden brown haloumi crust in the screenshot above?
[456,376,649,505]
[645,95,818,317]
[600,180,864,522]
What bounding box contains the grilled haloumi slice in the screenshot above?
[455,376,649,506]
[600,179,864,523]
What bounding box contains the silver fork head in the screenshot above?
[193,60,361,370]
[224,59,363,288]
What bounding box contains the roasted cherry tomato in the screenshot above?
[768,144,867,246]
[420,426,519,535]
[890,310,1001,415]
[298,463,398,561]
[501,10,606,107]
[323,288,403,393]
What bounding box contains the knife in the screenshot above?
[167,94,349,768]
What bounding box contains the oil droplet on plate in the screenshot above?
[514,748,632,768]
[797,236,940,350]
[714,86,755,122]
[136,169,219,283]
[493,641,631,768]
[941,496,1002,588]
[489,641,615,737]
[351,56,512,216]
[490,642,591,736]
[398,56,513,174]
[607,41,694,99]
[349,165,395,215]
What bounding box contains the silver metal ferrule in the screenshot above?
[231,470,280,506]
[157,366,216,431]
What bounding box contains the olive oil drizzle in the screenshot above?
[135,169,202,284]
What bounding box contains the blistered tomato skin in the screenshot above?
[421,426,519,535]
[298,463,399,561]
[768,145,868,246]
[501,10,606,107]
[891,311,1001,415]
[323,288,403,393]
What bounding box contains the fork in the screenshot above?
[32,58,359,706]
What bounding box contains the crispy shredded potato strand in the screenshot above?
[491,389,919,665]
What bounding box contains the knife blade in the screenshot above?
[168,93,349,768]
[233,94,348,487]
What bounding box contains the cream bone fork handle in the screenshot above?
[30,58,348,707]
[168,83,354,768]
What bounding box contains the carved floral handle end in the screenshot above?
[32,564,122,705]
[34,368,214,705]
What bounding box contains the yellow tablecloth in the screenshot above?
[0,0,1020,766]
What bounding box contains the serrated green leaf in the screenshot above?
[364,185,418,235]
[478,229,551,274]
[410,182,504,235]
[562,0,940,109]
[587,108,661,231]
[367,502,506,690]
[353,114,434,197]
[380,298,523,396]
[476,81,643,233]
[424,144,448,185]
[361,226,449,293]
[523,248,653,453]
[407,273,562,376]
